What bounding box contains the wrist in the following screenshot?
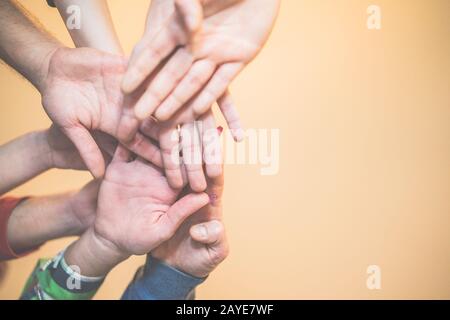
[123,255,205,300]
[32,130,54,171]
[66,185,97,235]
[7,194,83,254]
[34,44,62,93]
[65,228,129,277]
[154,257,210,279]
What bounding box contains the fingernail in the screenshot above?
[155,108,169,122]
[217,126,224,136]
[194,225,208,239]
[233,128,245,142]
[209,193,218,205]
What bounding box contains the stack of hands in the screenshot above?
[0,0,279,299]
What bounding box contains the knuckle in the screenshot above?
[212,245,229,265]
[189,73,204,88]
[170,91,186,107]
[129,133,144,149]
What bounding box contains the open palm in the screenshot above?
[94,146,209,256]
[41,47,161,178]
[121,0,280,123]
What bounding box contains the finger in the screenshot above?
[180,161,189,188]
[207,171,225,208]
[202,0,243,17]
[191,62,243,116]
[200,111,223,178]
[122,27,182,94]
[123,132,163,168]
[92,131,118,158]
[159,126,184,189]
[112,144,132,163]
[63,125,105,178]
[134,49,194,120]
[217,90,244,142]
[161,192,210,238]
[175,0,203,33]
[140,118,160,141]
[180,122,206,192]
[117,106,140,143]
[190,220,225,245]
[154,59,216,121]
[135,156,164,175]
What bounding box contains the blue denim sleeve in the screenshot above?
[121,256,206,300]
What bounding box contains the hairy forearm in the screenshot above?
[7,192,82,254]
[53,0,123,54]
[64,228,128,277]
[0,131,52,195]
[0,0,62,91]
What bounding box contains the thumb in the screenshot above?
[175,0,203,33]
[162,193,209,237]
[190,220,225,245]
[62,125,105,178]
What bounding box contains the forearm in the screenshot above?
[7,192,82,254]
[0,0,62,91]
[0,131,51,195]
[53,0,123,54]
[64,228,128,278]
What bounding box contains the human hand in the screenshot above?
[152,167,228,278]
[93,145,210,259]
[44,125,117,171]
[120,0,279,129]
[117,0,251,145]
[139,110,223,192]
[40,47,162,178]
[64,145,210,277]
[68,179,101,233]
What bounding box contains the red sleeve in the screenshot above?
[0,197,37,261]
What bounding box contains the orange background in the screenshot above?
[0,0,449,299]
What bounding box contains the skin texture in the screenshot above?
[0,0,61,92]
[117,0,254,191]
[0,0,232,191]
[94,146,209,255]
[64,146,210,277]
[139,109,224,192]
[41,47,162,178]
[120,0,280,126]
[116,0,280,190]
[0,131,52,196]
[0,263,6,285]
[153,169,228,278]
[0,127,110,196]
[6,180,100,254]
[53,0,123,54]
[0,1,162,179]
[0,126,102,254]
[55,1,230,280]
[45,125,117,170]
[0,0,232,282]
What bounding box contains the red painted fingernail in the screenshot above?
[209,193,218,204]
[217,126,224,136]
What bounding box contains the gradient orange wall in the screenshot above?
[0,0,449,299]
